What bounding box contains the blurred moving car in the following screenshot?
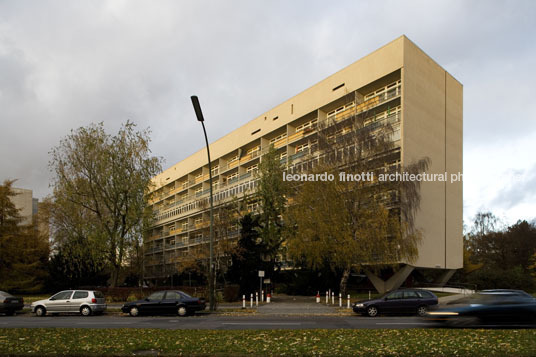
[31,290,107,316]
[122,290,206,317]
[480,289,534,298]
[0,291,24,316]
[353,289,438,317]
[426,291,536,327]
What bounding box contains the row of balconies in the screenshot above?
[150,83,401,211]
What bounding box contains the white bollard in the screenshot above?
[250,293,253,308]
[339,293,342,307]
[326,291,329,304]
[242,295,246,309]
[316,291,320,303]
[255,292,259,307]
[332,292,335,305]
[262,290,264,302]
[267,292,271,303]
[347,294,351,309]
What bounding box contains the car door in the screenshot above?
[71,291,89,312]
[381,291,404,313]
[143,291,166,315]
[161,291,182,314]
[402,290,420,313]
[47,291,73,312]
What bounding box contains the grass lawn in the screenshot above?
[2,328,536,356]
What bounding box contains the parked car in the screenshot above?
[353,289,438,317]
[426,292,536,327]
[31,290,107,316]
[0,291,24,316]
[122,290,206,317]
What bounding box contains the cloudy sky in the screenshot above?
[1,0,535,227]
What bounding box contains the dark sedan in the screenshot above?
[353,289,438,317]
[121,290,206,317]
[0,291,24,316]
[426,292,536,327]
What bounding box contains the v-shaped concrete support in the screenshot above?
[365,265,415,294]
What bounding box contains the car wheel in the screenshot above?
[367,306,378,317]
[35,306,46,317]
[80,306,92,316]
[177,306,188,317]
[417,305,428,317]
[129,306,139,317]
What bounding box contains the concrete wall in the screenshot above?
[402,37,463,269]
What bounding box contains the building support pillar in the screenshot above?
[434,269,456,287]
[365,265,414,294]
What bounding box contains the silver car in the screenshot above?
[31,290,107,316]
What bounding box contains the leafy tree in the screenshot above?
[0,180,49,292]
[227,213,269,295]
[49,122,162,287]
[284,101,426,294]
[256,146,288,278]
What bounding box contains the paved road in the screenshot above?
[0,313,432,330]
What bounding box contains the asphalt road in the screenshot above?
[0,313,432,330]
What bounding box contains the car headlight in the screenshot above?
[427,311,459,316]
[355,303,365,308]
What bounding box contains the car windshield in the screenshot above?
[180,291,192,298]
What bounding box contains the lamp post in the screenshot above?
[190,95,215,311]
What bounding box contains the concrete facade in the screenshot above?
[11,187,34,226]
[145,36,463,280]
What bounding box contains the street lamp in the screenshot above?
[191,95,215,311]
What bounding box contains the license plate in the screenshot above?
[11,300,18,303]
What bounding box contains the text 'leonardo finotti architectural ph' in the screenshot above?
[144,36,463,289]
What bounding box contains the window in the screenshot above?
[416,291,434,298]
[195,187,202,195]
[386,291,403,300]
[247,146,260,155]
[227,172,238,181]
[164,291,182,300]
[270,133,287,144]
[403,291,419,299]
[246,164,258,173]
[280,152,287,160]
[247,202,259,212]
[296,118,317,132]
[195,173,203,179]
[73,291,89,299]
[228,156,238,163]
[94,291,104,298]
[52,291,73,300]
[296,143,309,152]
[211,165,219,175]
[147,291,165,301]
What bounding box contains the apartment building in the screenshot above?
[145,36,463,290]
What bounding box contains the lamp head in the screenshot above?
[191,95,205,122]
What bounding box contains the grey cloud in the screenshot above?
[0,0,535,226]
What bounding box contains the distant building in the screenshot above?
[11,187,35,226]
